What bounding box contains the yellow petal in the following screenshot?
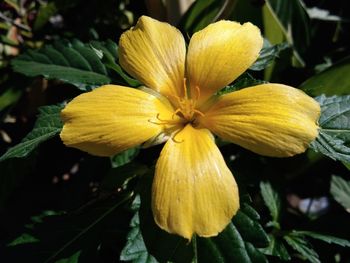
[199,84,320,157]
[60,85,175,156]
[119,16,186,100]
[186,20,263,105]
[152,124,239,240]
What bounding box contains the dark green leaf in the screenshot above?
[120,212,158,263]
[293,230,350,247]
[110,147,140,168]
[33,2,58,30]
[260,235,290,260]
[179,0,236,35]
[12,40,111,90]
[284,234,320,263]
[0,105,63,162]
[5,193,133,262]
[7,233,40,247]
[260,181,281,223]
[197,220,268,263]
[90,40,140,87]
[330,175,350,210]
[100,163,148,192]
[232,204,270,248]
[136,174,194,263]
[55,251,81,263]
[133,172,269,263]
[250,40,289,71]
[300,57,350,96]
[197,202,269,263]
[310,95,350,163]
[218,73,266,95]
[265,0,310,66]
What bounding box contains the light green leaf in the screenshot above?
[300,57,350,96]
[293,230,350,247]
[260,181,281,224]
[265,0,310,66]
[310,95,350,163]
[120,212,158,263]
[7,233,40,247]
[0,87,22,111]
[343,162,350,170]
[250,40,289,71]
[110,147,140,168]
[0,105,63,162]
[284,234,320,263]
[54,251,81,263]
[11,40,111,91]
[330,175,350,210]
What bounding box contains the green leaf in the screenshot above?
[90,40,140,87]
[120,212,158,263]
[218,73,266,95]
[55,251,81,263]
[260,181,281,224]
[0,105,63,162]
[197,203,269,263]
[11,40,111,91]
[134,173,269,263]
[179,0,236,34]
[310,95,350,163]
[33,2,58,30]
[100,163,148,192]
[265,0,310,66]
[293,230,350,247]
[137,174,194,263]
[260,235,290,260]
[110,147,140,168]
[5,193,133,262]
[330,175,350,210]
[300,57,350,96]
[284,234,320,263]
[0,86,22,111]
[7,233,40,247]
[250,40,289,71]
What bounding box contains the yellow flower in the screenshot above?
[60,16,320,240]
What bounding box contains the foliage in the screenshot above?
[0,0,350,262]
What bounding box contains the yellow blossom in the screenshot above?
[60,16,320,240]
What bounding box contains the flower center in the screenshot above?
[171,79,204,123]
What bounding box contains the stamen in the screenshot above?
[172,108,182,119]
[171,129,184,143]
[194,85,201,101]
[193,109,205,117]
[148,113,180,125]
[183,78,188,99]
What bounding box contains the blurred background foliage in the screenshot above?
[0,0,350,262]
